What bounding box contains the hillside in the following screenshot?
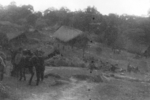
[1,23,150,100]
[0,2,150,100]
[51,40,150,73]
[1,23,148,73]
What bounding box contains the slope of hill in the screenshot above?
[59,41,150,74]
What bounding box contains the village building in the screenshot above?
[53,26,86,51]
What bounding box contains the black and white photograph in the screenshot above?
[0,0,150,100]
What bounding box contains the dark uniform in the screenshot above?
[32,50,45,85]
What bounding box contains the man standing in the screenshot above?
[0,56,6,81]
[12,48,23,77]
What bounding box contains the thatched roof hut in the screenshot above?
[53,26,83,42]
[9,30,43,49]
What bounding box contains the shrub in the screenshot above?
[55,59,69,67]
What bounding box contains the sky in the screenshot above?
[0,0,150,16]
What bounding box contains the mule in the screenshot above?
[18,49,33,81]
[10,49,22,77]
[18,49,62,85]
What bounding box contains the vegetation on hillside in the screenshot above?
[0,1,150,56]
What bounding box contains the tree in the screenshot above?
[102,14,120,46]
[0,2,34,24]
[148,9,150,16]
[26,14,38,26]
[139,18,150,46]
[73,34,89,58]
[126,28,145,45]
[35,18,47,30]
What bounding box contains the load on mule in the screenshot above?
[11,48,62,85]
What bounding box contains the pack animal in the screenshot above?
[16,49,62,85]
[10,49,22,77]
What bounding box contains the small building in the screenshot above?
[53,26,84,50]
[9,30,45,49]
[53,26,83,42]
[0,21,23,41]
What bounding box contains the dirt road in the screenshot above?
[0,67,150,100]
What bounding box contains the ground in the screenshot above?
[0,67,150,100]
[1,41,150,100]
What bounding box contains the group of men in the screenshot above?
[0,46,140,83]
[10,47,44,77]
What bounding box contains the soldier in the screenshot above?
[10,48,20,77]
[15,48,23,65]
[13,48,24,78]
[31,49,45,85]
[0,56,6,81]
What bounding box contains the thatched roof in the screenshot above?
[9,31,41,48]
[0,21,21,27]
[6,31,23,40]
[53,26,83,42]
[9,30,50,41]
[0,21,23,40]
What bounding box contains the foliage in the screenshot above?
[0,32,9,49]
[0,2,150,54]
[67,33,89,58]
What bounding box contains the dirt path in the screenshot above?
[0,67,150,100]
